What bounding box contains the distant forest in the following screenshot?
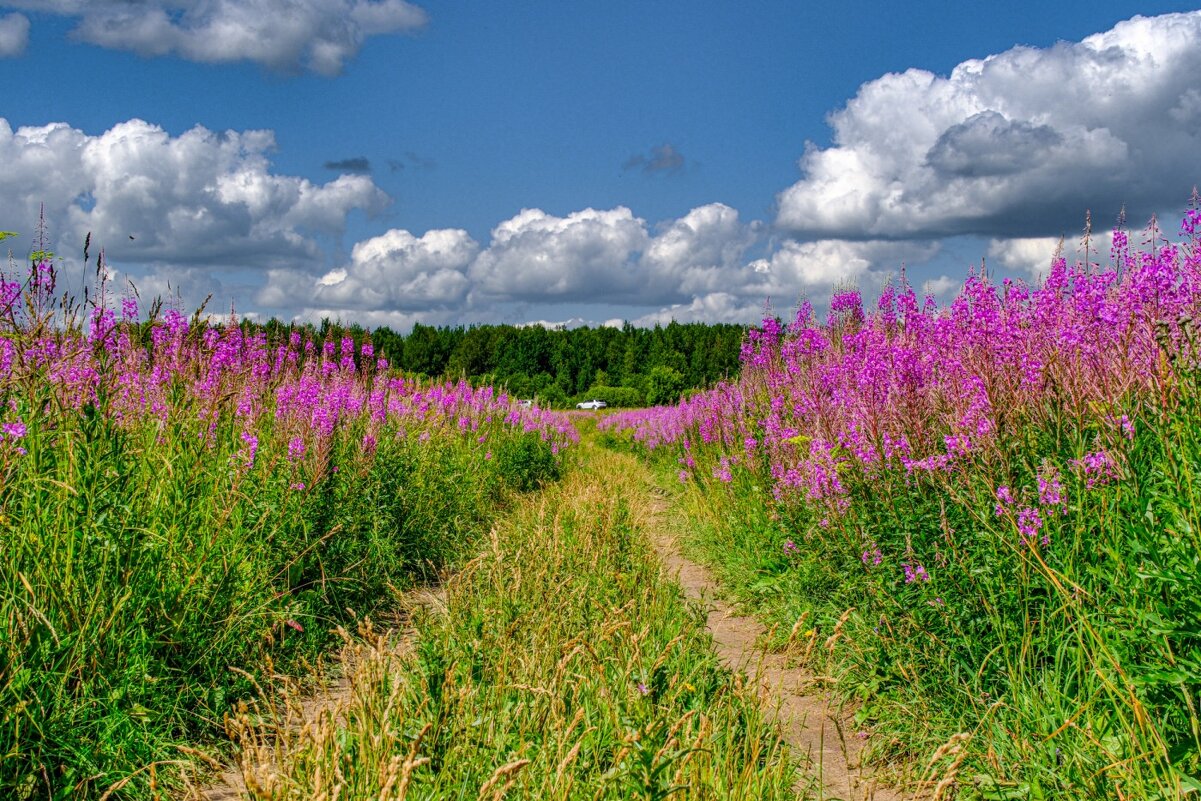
[250,318,748,408]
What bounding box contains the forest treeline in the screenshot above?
[250,318,748,408]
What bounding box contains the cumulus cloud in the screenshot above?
[261,227,478,311]
[632,292,767,327]
[0,12,28,56]
[776,11,1201,240]
[744,239,941,304]
[462,203,765,307]
[986,236,1063,276]
[467,207,651,303]
[0,116,388,287]
[262,203,770,323]
[267,201,947,328]
[4,0,426,74]
[623,143,687,176]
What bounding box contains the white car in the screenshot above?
[576,399,608,410]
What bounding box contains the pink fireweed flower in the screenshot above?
[902,563,930,583]
[287,436,306,462]
[1072,450,1117,488]
[1016,506,1044,545]
[861,545,882,566]
[995,485,1016,516]
[943,434,972,457]
[783,539,798,555]
[1037,464,1066,514]
[1,420,27,441]
[238,431,259,468]
[713,456,734,483]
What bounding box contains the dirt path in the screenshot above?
[188,587,446,801]
[643,485,906,801]
[189,441,910,800]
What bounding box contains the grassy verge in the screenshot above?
[229,444,799,799]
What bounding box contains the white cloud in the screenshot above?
[263,227,478,311]
[5,0,426,74]
[632,293,766,327]
[0,12,28,56]
[259,201,952,327]
[641,203,760,300]
[467,206,651,302]
[776,11,1201,240]
[744,239,941,304]
[921,275,961,302]
[986,236,1063,277]
[0,117,387,299]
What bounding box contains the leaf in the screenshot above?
[972,774,1032,800]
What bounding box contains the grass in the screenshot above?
[226,442,800,799]
[0,275,572,800]
[597,217,1201,798]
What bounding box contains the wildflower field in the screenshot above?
[601,211,1201,799]
[0,244,576,799]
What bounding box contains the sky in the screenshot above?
[1,1,1199,331]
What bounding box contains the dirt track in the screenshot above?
[644,484,906,801]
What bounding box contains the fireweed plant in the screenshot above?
[0,249,577,799]
[601,210,1201,799]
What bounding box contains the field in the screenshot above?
[3,209,1201,800]
[0,262,575,799]
[602,211,1201,799]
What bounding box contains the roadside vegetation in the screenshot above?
[0,233,575,800]
[601,209,1201,799]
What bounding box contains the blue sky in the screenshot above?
[1,1,1199,329]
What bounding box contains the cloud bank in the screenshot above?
[3,0,426,74]
[0,116,388,276]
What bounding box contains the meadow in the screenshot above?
[6,206,1201,801]
[601,209,1201,799]
[0,247,575,799]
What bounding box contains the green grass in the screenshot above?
[229,444,800,799]
[636,374,1201,799]
[0,375,562,800]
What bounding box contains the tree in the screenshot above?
[645,365,686,406]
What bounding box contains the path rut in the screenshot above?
[644,486,906,801]
[189,587,447,801]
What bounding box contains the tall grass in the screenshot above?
[227,443,799,799]
[0,251,576,799]
[601,209,1201,799]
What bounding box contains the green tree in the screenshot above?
[645,365,686,406]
